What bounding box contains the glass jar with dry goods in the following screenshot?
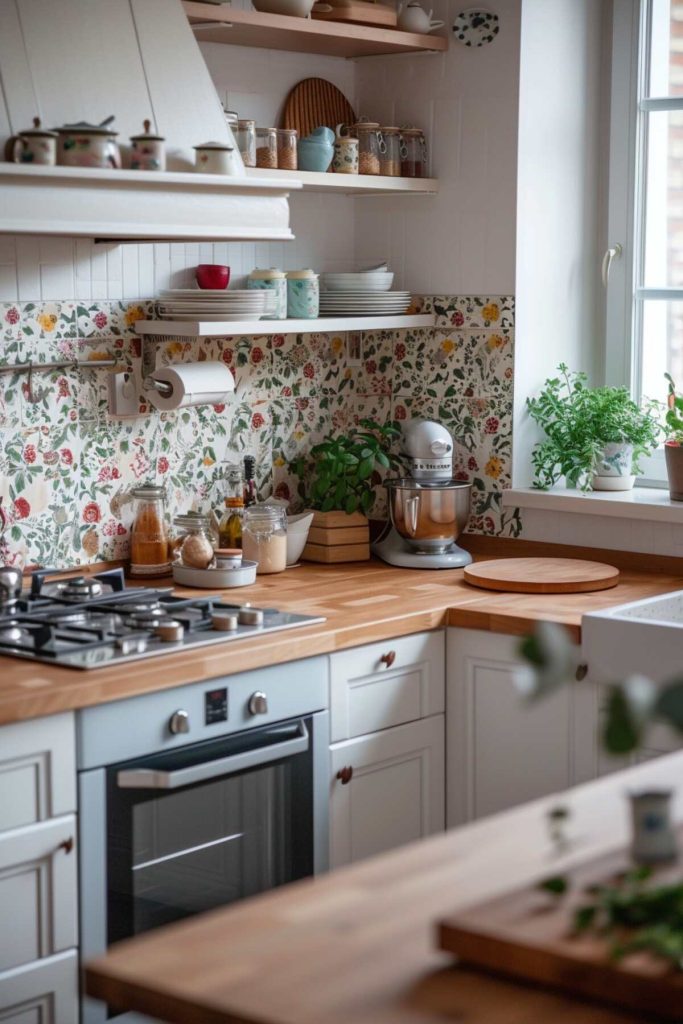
[353,121,381,175]
[130,484,171,578]
[378,126,401,176]
[235,119,256,168]
[173,514,215,570]
[255,127,277,169]
[400,128,427,178]
[242,505,287,575]
[276,128,298,170]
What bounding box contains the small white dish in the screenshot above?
[173,560,258,588]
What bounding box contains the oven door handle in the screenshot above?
[116,721,309,790]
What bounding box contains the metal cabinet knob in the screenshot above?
[380,650,396,668]
[248,691,268,716]
[575,663,588,681]
[169,709,190,734]
[336,766,353,785]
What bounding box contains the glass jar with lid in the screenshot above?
[235,119,256,168]
[353,121,381,175]
[241,505,287,574]
[173,513,215,570]
[255,127,277,169]
[130,484,170,578]
[400,128,427,178]
[378,126,401,176]
[276,128,298,170]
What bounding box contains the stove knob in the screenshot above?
[212,612,239,632]
[248,691,268,716]
[156,619,183,643]
[238,606,264,626]
[169,709,190,735]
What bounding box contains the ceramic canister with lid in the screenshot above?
[6,117,58,165]
[130,119,165,171]
[247,268,287,320]
[286,269,319,319]
[55,118,121,169]
[332,124,359,174]
[194,141,242,175]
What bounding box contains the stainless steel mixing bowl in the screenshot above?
[384,478,471,553]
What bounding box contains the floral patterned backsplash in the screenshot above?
[0,294,518,568]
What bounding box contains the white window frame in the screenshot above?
[605,0,683,485]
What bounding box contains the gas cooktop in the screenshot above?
[0,568,325,670]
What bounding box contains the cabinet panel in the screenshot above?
[330,631,444,742]
[0,817,77,972]
[0,951,78,1024]
[0,714,76,833]
[330,716,444,869]
[447,629,580,827]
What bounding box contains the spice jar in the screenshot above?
[235,119,256,168]
[173,514,214,569]
[400,128,427,178]
[130,484,170,578]
[378,126,401,176]
[255,127,277,169]
[218,464,245,548]
[276,128,298,170]
[354,122,381,175]
[242,505,287,574]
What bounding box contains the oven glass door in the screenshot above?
[106,717,313,944]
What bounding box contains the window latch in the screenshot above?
[601,243,623,287]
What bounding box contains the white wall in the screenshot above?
[512,0,606,486]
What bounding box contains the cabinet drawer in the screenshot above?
[330,631,445,742]
[0,713,76,833]
[0,816,78,972]
[0,950,78,1023]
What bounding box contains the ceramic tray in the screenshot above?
[172,560,257,588]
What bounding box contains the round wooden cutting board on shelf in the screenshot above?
[282,78,356,138]
[463,558,620,594]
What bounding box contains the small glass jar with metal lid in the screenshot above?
[172,513,215,570]
[378,126,401,176]
[255,127,277,169]
[235,118,256,167]
[130,484,170,578]
[400,128,428,178]
[242,505,287,574]
[276,128,298,170]
[353,121,381,175]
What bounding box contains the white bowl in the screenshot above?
[252,0,315,14]
[286,511,314,565]
[322,273,394,292]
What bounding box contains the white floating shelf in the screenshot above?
[136,314,435,337]
[244,167,438,196]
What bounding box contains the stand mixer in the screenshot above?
[372,419,472,569]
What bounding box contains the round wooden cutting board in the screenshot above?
[463,557,620,594]
[282,78,356,139]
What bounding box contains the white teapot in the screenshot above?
[397,1,444,33]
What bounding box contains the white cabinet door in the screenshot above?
[330,716,444,869]
[330,631,445,742]
[446,628,582,827]
[0,950,78,1023]
[0,713,76,834]
[0,816,78,973]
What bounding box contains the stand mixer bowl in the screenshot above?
[384,478,471,553]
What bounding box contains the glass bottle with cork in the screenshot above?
[243,455,257,508]
[218,464,245,549]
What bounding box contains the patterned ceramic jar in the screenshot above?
[332,125,359,174]
[55,118,121,169]
[6,117,57,165]
[248,268,287,320]
[130,119,166,171]
[286,269,319,319]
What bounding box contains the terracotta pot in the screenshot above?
[591,442,634,491]
[665,441,683,501]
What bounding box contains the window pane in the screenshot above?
[648,0,683,97]
[643,110,683,286]
[641,299,683,399]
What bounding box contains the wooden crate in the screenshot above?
[302,510,370,563]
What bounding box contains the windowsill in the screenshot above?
[502,486,683,524]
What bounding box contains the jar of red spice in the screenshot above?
[129,484,171,577]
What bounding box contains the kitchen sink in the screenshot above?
[583,589,683,683]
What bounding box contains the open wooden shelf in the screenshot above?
[136,314,435,337]
[245,167,438,194]
[184,1,448,58]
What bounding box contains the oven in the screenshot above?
[78,656,329,1024]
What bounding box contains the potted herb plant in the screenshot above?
[527,365,661,492]
[290,419,400,562]
[664,373,683,501]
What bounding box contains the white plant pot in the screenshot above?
[591,442,635,491]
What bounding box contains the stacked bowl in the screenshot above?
[320,266,411,316]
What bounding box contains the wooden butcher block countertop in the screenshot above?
[1,538,683,725]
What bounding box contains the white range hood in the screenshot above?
[0,0,299,241]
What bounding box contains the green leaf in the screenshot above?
[538,876,568,897]
[360,490,373,514]
[358,457,374,481]
[345,494,359,514]
[603,687,641,755]
[654,681,683,732]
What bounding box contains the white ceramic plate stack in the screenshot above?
[157,288,277,322]
[320,266,411,316]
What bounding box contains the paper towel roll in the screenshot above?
[146,361,235,411]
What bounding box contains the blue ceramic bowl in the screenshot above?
[297,139,333,173]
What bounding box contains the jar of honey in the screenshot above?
[129,484,171,577]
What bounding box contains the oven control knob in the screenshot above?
[248,691,268,716]
[169,709,190,735]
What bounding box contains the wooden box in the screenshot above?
[302,510,370,563]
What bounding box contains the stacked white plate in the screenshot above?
[321,271,395,293]
[319,290,412,316]
[157,288,277,322]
